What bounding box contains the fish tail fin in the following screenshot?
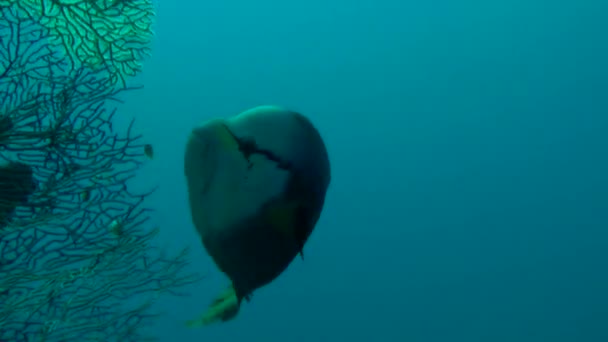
[185,284,240,327]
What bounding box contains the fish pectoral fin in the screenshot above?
[186,284,240,327]
[265,200,311,249]
[264,200,310,261]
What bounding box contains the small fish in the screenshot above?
[67,163,82,174]
[92,173,114,184]
[80,189,91,201]
[144,144,154,159]
[109,219,124,236]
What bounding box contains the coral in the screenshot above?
[0,2,201,341]
[0,0,155,86]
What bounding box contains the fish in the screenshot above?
[80,189,91,202]
[144,144,154,159]
[184,105,331,326]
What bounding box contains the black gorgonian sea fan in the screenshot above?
[0,1,202,341]
[1,0,156,87]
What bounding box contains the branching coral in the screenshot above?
[0,0,155,86]
[0,2,201,341]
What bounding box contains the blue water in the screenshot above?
[122,0,608,340]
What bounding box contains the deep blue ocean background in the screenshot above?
[119,0,608,340]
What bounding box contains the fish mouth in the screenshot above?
[188,127,208,149]
[186,122,235,198]
[191,126,207,142]
[186,132,205,158]
[184,129,210,180]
